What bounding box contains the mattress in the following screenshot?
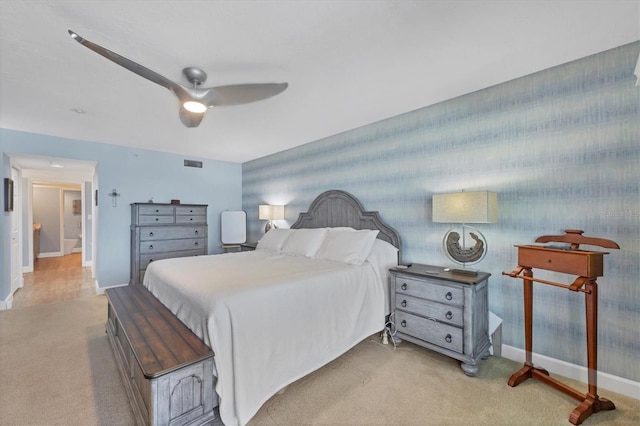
[143,248,388,426]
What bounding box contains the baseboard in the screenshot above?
[0,293,13,311]
[501,344,640,400]
[38,252,63,258]
[72,248,82,253]
[96,282,129,295]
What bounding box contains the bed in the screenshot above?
[142,189,402,426]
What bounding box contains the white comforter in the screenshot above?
[143,249,386,426]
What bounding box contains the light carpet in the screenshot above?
[1,295,638,425]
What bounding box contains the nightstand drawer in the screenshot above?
[396,311,463,353]
[396,294,463,327]
[395,277,463,306]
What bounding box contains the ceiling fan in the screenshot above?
[68,30,288,128]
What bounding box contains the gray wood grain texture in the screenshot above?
[130,203,208,285]
[291,189,402,262]
[389,266,491,376]
[106,285,216,426]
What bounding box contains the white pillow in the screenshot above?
[365,239,399,315]
[256,228,293,251]
[366,238,399,276]
[314,228,380,265]
[281,228,328,258]
[366,238,399,267]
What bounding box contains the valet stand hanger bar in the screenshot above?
[502,230,620,426]
[504,269,592,293]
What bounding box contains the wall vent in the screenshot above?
[184,159,203,168]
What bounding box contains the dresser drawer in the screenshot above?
[395,277,463,306]
[396,294,463,327]
[396,311,463,353]
[176,215,207,224]
[138,205,175,215]
[139,226,206,241]
[140,249,206,269]
[140,238,205,254]
[176,206,207,216]
[137,215,175,225]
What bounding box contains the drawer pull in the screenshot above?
[194,242,199,247]
[445,334,452,343]
[446,311,453,320]
[190,217,193,221]
[401,283,408,290]
[155,218,159,221]
[194,230,199,235]
[445,292,453,301]
[401,320,407,328]
[190,209,194,213]
[149,259,153,263]
[155,209,159,213]
[149,232,154,237]
[401,300,407,308]
[149,245,154,250]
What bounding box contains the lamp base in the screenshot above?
[443,225,487,265]
[264,221,278,233]
[451,268,479,276]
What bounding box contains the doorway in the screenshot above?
[7,154,97,310]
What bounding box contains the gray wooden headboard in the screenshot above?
[291,189,402,261]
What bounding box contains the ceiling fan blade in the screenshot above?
[206,83,288,107]
[68,30,190,102]
[179,105,205,128]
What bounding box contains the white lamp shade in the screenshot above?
[432,191,498,223]
[259,205,285,220]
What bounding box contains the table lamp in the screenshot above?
[432,190,497,275]
[259,204,285,232]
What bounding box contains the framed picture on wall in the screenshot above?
[4,178,14,212]
[73,199,82,215]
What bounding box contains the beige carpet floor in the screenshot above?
[1,295,638,425]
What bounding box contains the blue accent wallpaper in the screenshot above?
[243,42,640,381]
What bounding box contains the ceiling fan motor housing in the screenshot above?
[183,67,207,85]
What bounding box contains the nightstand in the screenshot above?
[240,242,257,251]
[389,264,491,376]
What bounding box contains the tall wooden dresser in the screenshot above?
[130,203,208,285]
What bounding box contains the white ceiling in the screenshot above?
[1,1,638,166]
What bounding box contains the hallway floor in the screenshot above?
[11,253,96,309]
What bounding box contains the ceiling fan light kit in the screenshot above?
[183,101,207,113]
[68,30,288,128]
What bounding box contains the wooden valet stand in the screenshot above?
[503,230,620,425]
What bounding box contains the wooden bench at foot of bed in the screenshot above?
[105,284,216,426]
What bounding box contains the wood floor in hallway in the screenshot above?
[11,253,96,309]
